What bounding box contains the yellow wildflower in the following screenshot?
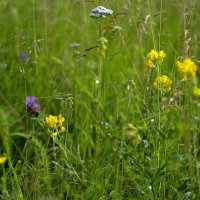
[59,126,65,133]
[176,58,197,80]
[0,156,7,164]
[146,49,166,68]
[193,87,200,96]
[58,114,65,127]
[147,49,159,61]
[45,115,58,129]
[153,75,172,93]
[145,59,155,68]
[158,50,166,60]
[45,114,66,135]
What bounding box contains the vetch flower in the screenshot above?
[0,156,7,164]
[176,58,197,80]
[25,96,41,113]
[89,6,113,18]
[153,75,172,93]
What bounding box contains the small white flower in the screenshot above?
[148,185,152,190]
[89,6,113,18]
[150,118,154,123]
[169,97,174,104]
[69,43,80,48]
[96,79,100,84]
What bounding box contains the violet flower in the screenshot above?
[19,52,28,62]
[25,96,41,113]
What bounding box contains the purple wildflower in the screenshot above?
[25,96,41,113]
[25,96,36,107]
[19,52,28,61]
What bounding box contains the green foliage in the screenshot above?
[1,0,200,199]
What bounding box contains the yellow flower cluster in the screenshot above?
[193,86,200,97]
[146,49,200,97]
[153,75,172,93]
[148,49,159,61]
[176,58,197,80]
[45,114,65,134]
[146,49,166,68]
[0,156,7,164]
[176,58,200,97]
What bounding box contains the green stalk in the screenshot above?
[32,0,38,74]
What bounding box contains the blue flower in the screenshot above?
[19,52,28,61]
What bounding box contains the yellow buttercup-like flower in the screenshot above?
[45,114,66,134]
[153,75,172,93]
[145,59,155,68]
[147,49,159,61]
[45,115,58,129]
[0,156,7,164]
[59,126,65,133]
[193,87,200,96]
[176,58,197,80]
[146,49,166,68]
[158,50,166,60]
[58,114,65,127]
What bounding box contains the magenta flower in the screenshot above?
[25,96,41,113]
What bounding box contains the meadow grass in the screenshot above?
[1,0,200,199]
